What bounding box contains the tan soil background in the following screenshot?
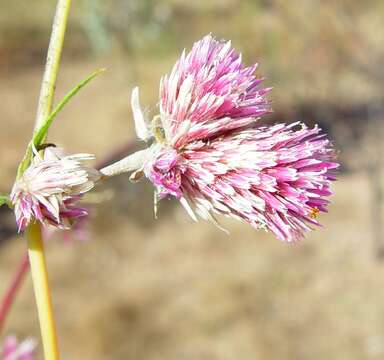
[1,1,384,359]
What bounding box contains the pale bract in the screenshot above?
[11,147,100,232]
[101,34,339,242]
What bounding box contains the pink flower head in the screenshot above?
[11,147,100,232]
[1,335,36,360]
[102,34,338,242]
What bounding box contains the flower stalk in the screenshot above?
[27,224,59,360]
[25,0,72,358]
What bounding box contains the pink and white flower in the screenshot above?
[101,34,338,242]
[1,335,36,360]
[11,147,100,232]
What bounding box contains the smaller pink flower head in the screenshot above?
[11,147,100,232]
[1,335,36,360]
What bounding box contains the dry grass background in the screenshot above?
[1,0,384,359]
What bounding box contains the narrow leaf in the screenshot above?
[16,68,105,179]
[33,68,106,147]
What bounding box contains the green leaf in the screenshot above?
[33,68,105,148]
[0,193,12,208]
[16,68,105,179]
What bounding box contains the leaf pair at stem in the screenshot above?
[16,68,105,180]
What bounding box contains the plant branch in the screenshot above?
[26,0,72,358]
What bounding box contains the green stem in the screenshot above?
[27,224,60,360]
[27,0,72,358]
[34,0,72,132]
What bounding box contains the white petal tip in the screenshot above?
[131,87,150,141]
[180,197,198,222]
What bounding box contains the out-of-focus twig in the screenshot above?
[95,139,138,170]
[0,253,29,334]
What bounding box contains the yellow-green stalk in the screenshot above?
[26,224,60,360]
[26,0,72,358]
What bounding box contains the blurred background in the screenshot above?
[0,0,384,359]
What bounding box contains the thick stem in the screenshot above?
[28,0,71,358]
[0,253,29,334]
[100,147,153,177]
[27,224,59,360]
